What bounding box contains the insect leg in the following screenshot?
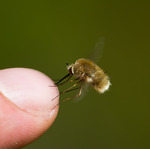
[52,82,83,109]
[56,78,79,86]
[51,79,82,101]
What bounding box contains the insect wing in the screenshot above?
[73,82,89,102]
[87,37,105,63]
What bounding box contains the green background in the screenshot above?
[0,0,150,149]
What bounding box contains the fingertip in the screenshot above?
[0,68,59,114]
[0,68,59,148]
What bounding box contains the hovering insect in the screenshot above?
[52,58,111,107]
[67,58,110,93]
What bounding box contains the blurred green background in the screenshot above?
[0,0,150,149]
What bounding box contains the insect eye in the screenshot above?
[69,67,73,75]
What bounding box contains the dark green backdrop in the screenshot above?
[0,1,150,149]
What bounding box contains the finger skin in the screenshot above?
[0,68,59,149]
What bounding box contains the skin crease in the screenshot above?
[0,68,59,149]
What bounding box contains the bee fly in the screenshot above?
[52,58,111,108]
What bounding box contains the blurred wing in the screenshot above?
[74,83,90,102]
[86,37,105,63]
[74,38,105,102]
